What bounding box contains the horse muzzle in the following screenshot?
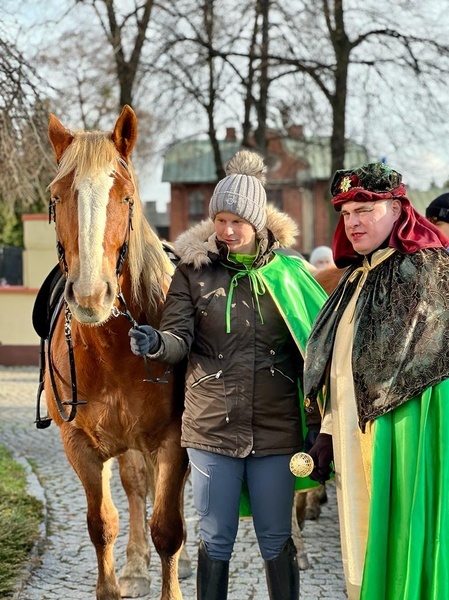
[65,277,116,324]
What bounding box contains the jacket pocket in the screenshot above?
[191,369,223,388]
[189,460,210,516]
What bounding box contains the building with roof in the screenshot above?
[162,126,369,253]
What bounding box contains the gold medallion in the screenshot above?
[289,452,314,477]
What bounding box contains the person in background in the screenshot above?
[303,162,449,600]
[129,150,327,600]
[309,245,335,270]
[425,192,449,240]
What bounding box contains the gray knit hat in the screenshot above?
[209,150,267,231]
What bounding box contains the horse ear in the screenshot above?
[48,114,74,164]
[111,105,138,159]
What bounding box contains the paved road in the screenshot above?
[0,366,347,599]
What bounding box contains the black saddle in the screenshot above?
[32,264,66,339]
[32,265,66,429]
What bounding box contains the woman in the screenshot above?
[129,150,326,600]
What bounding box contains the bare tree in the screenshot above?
[0,34,54,245]
[269,0,449,170]
[75,0,156,108]
[259,0,449,228]
[154,1,449,179]
[7,0,449,241]
[148,0,246,180]
[148,0,276,176]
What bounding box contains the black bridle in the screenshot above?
[36,157,169,429]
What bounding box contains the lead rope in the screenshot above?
[112,289,172,383]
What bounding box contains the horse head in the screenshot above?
[47,106,141,325]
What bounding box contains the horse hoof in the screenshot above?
[305,505,322,520]
[298,553,310,570]
[178,557,193,579]
[119,575,151,598]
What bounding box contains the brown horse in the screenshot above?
[45,105,189,600]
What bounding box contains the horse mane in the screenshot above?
[51,130,173,313]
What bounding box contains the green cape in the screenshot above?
[239,252,327,517]
[362,379,449,599]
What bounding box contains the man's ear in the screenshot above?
[392,199,402,221]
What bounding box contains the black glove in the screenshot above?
[128,325,161,356]
[308,433,333,485]
[304,429,320,453]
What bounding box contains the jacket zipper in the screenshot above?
[191,369,223,388]
[270,366,295,383]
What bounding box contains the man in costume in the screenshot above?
[303,162,449,600]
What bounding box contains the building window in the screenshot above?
[189,191,205,223]
[266,189,283,210]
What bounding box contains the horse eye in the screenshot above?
[123,196,134,205]
[51,195,61,204]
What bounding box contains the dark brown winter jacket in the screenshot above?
[150,208,324,457]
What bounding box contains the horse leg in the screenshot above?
[145,456,192,580]
[305,484,328,520]
[150,428,189,600]
[178,539,193,580]
[61,428,121,600]
[117,449,152,597]
[292,491,310,570]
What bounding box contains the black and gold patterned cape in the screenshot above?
[304,247,449,431]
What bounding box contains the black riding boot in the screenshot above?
[197,540,229,600]
[264,537,300,600]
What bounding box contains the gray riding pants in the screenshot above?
[187,448,295,561]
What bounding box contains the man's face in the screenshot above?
[340,199,401,255]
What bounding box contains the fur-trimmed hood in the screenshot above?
[174,205,299,269]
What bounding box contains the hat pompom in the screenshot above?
[225,150,267,185]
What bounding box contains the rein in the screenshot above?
[112,290,172,384]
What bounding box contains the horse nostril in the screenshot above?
[105,280,115,302]
[65,280,75,303]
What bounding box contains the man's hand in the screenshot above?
[128,325,160,356]
[308,433,334,485]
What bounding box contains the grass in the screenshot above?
[0,444,43,597]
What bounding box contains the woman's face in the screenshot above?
[214,212,257,254]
